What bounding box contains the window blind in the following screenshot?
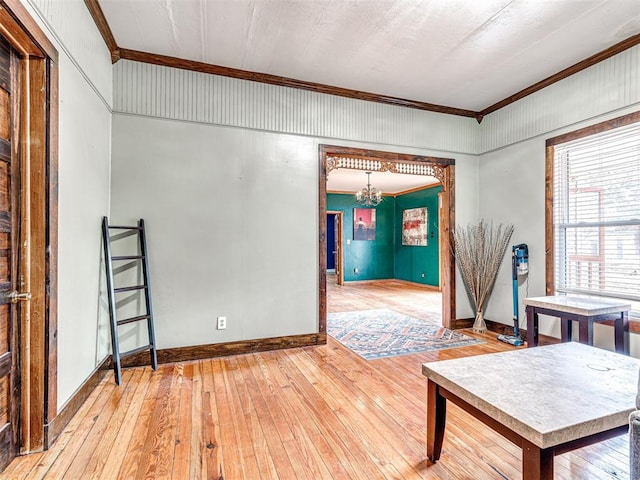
[553,121,640,307]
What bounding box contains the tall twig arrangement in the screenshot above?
[454,220,514,333]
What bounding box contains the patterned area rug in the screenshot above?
[327,309,483,360]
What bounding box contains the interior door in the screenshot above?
[0,35,20,471]
[334,213,344,286]
[326,213,336,271]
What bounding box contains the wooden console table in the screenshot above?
[422,342,640,479]
[523,295,630,354]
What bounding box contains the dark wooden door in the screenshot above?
[0,34,20,471]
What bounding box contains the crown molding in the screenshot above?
[478,33,640,120]
[83,0,119,62]
[116,48,478,119]
[394,182,441,196]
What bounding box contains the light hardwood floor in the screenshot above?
[1,279,629,479]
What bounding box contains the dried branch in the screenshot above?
[454,220,514,332]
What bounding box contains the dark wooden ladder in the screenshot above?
[101,216,158,385]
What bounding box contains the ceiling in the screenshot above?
[97,0,640,191]
[327,169,438,195]
[100,0,640,112]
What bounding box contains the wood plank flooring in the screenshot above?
[1,279,630,479]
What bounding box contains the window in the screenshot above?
[547,112,640,314]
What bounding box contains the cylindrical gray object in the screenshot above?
[630,411,640,480]
[637,370,640,410]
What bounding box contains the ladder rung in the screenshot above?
[120,344,154,358]
[108,225,142,230]
[117,314,151,326]
[114,285,147,293]
[111,255,144,261]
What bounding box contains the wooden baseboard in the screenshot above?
[344,279,390,285]
[453,317,559,344]
[484,319,560,345]
[450,317,474,329]
[452,318,512,333]
[484,317,640,343]
[386,279,441,291]
[44,355,110,449]
[484,319,518,337]
[105,332,328,369]
[344,278,440,290]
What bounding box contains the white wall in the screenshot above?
[21,0,113,409]
[110,55,486,347]
[480,45,640,153]
[111,116,319,347]
[113,60,481,156]
[110,113,480,347]
[451,151,480,320]
[478,40,640,352]
[112,47,640,348]
[57,54,112,407]
[479,107,640,352]
[111,47,640,343]
[479,137,545,328]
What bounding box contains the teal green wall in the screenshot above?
[394,186,441,286]
[327,194,395,281]
[327,186,440,286]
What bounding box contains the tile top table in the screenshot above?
[523,295,631,316]
[422,342,640,479]
[523,295,630,354]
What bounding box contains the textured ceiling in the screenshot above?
[98,0,640,190]
[100,0,640,111]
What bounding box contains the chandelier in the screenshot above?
[355,171,382,206]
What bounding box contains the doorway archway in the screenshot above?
[318,144,456,333]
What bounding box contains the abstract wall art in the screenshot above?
[402,207,427,246]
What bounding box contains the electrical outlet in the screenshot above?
[421,273,425,278]
[217,316,227,330]
[354,268,359,274]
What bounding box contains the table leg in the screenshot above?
[560,318,572,343]
[426,379,446,462]
[522,439,554,480]
[614,312,629,355]
[578,315,593,345]
[526,306,539,347]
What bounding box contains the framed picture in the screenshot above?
[402,207,427,246]
[353,208,376,241]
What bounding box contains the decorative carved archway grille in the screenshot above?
[326,155,446,189]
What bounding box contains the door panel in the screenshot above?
[326,213,336,270]
[0,34,18,472]
[334,213,344,286]
[0,309,7,353]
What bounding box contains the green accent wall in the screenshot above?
[394,186,441,286]
[327,185,440,286]
[327,194,395,281]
